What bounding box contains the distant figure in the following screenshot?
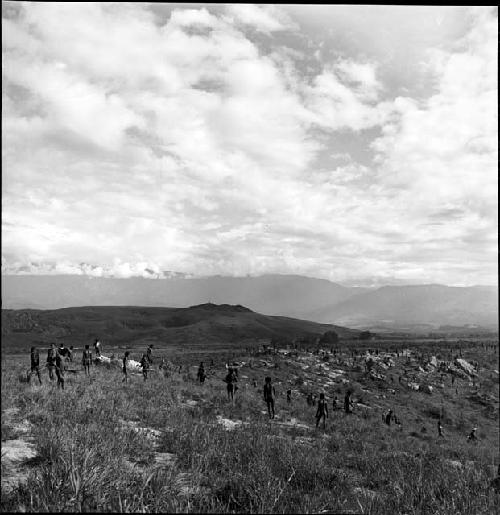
[344,391,354,414]
[437,419,444,437]
[253,379,258,388]
[263,377,276,419]
[385,409,393,426]
[140,353,150,381]
[122,351,130,383]
[68,346,74,362]
[28,347,42,385]
[146,344,154,365]
[312,394,317,407]
[197,362,206,384]
[225,368,238,403]
[82,345,92,376]
[55,351,65,389]
[451,375,455,386]
[332,395,338,411]
[58,343,71,361]
[94,339,102,358]
[315,393,328,429]
[47,343,57,381]
[307,393,313,406]
[467,428,477,442]
[286,389,292,404]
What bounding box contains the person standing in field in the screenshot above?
[437,419,444,437]
[263,376,276,419]
[58,343,70,361]
[344,390,354,414]
[286,389,292,404]
[94,338,102,358]
[46,343,57,381]
[224,367,237,403]
[28,346,42,385]
[197,362,206,384]
[55,350,65,389]
[82,345,92,376]
[122,351,130,383]
[140,353,150,381]
[315,393,328,429]
[146,344,154,365]
[385,409,393,426]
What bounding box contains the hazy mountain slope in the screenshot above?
[2,275,497,330]
[310,284,498,329]
[1,303,359,352]
[0,274,365,315]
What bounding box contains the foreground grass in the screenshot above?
[1,348,499,514]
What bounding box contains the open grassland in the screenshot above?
[1,337,499,513]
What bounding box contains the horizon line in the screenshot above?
[1,272,497,289]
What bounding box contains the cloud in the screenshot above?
[1,4,497,286]
[224,4,293,33]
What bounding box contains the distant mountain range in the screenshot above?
[1,274,498,332]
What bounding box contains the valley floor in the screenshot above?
[1,337,499,513]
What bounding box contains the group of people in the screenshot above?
[123,344,154,382]
[26,342,483,441]
[28,339,155,386]
[28,342,75,389]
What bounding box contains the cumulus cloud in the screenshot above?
[224,4,294,33]
[1,4,497,286]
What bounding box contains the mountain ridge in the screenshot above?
[1,274,497,331]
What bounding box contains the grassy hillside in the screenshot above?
[1,336,498,513]
[1,304,359,354]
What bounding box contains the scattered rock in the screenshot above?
[216,416,243,431]
[1,439,37,462]
[118,419,162,442]
[1,439,38,493]
[277,418,310,430]
[455,359,477,377]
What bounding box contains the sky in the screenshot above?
[2,3,498,286]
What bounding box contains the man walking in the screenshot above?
[47,343,57,381]
[263,377,276,419]
[28,346,42,385]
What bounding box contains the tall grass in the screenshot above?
[1,345,499,513]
